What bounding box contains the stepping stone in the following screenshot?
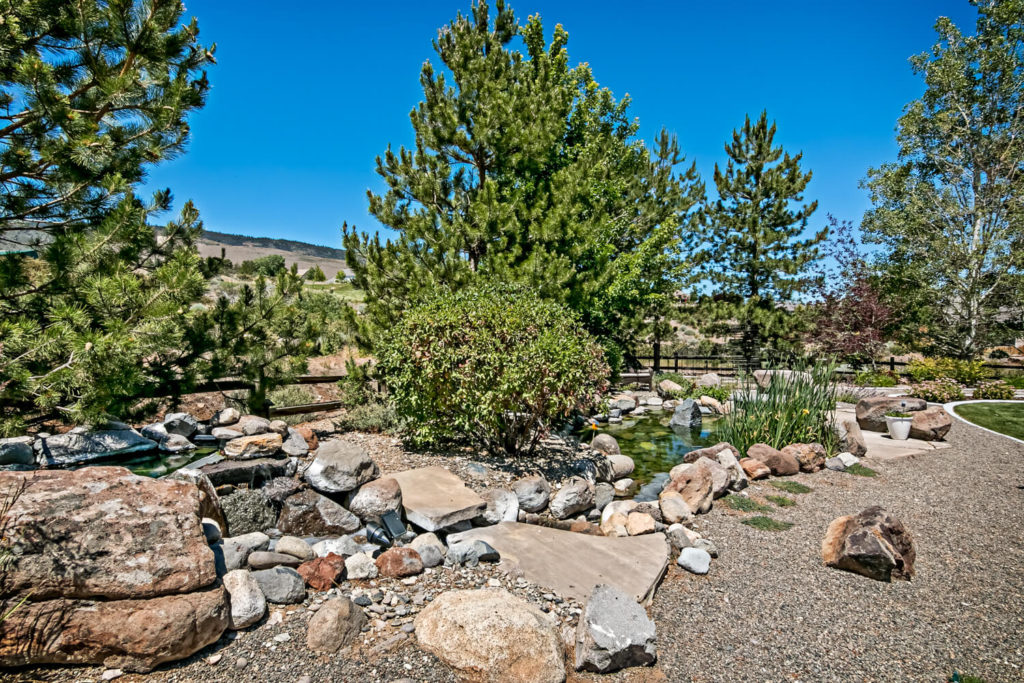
[389,466,486,532]
[450,521,669,604]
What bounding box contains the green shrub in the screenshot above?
[906,357,987,385]
[854,370,898,387]
[334,402,398,434]
[908,378,964,403]
[1004,375,1024,389]
[375,285,609,456]
[693,385,731,402]
[719,362,839,455]
[337,358,376,408]
[653,372,694,398]
[972,380,1016,400]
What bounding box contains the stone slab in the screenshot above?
[449,522,669,604]
[389,466,486,532]
[834,407,950,462]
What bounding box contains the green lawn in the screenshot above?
[954,402,1024,441]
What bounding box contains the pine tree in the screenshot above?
[343,0,704,364]
[0,1,215,433]
[700,111,825,365]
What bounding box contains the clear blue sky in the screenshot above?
[144,0,978,248]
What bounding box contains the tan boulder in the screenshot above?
[746,443,799,476]
[625,512,655,536]
[414,588,565,683]
[855,396,927,432]
[663,465,713,514]
[0,585,228,672]
[909,406,953,441]
[306,596,367,653]
[658,490,693,524]
[739,458,771,480]
[822,506,915,582]
[837,418,868,458]
[679,441,741,466]
[222,433,283,459]
[781,443,827,473]
[694,456,730,498]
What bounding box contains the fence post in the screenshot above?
[653,341,661,374]
[674,353,679,373]
[889,356,895,373]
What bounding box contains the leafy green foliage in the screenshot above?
[907,357,987,384]
[768,480,812,494]
[1001,374,1024,389]
[0,0,215,434]
[908,378,965,403]
[334,402,399,434]
[303,264,327,281]
[854,370,898,387]
[337,359,376,408]
[692,385,731,403]
[863,0,1024,358]
[697,111,826,361]
[343,1,704,363]
[719,362,839,454]
[375,284,609,456]
[972,380,1016,400]
[741,516,793,532]
[238,255,286,278]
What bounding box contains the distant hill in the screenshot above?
[198,229,351,280]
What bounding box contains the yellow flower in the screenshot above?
[801,408,809,415]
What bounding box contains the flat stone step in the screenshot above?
[450,521,669,604]
[389,466,486,532]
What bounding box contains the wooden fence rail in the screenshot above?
[632,354,1024,378]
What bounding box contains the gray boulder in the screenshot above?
[474,488,519,526]
[238,415,272,436]
[446,540,499,567]
[0,437,34,466]
[304,440,379,494]
[221,490,278,536]
[277,489,360,536]
[247,550,301,570]
[281,427,310,456]
[274,536,315,561]
[549,477,594,520]
[575,583,656,673]
[410,532,446,568]
[211,407,240,427]
[512,475,551,513]
[668,399,702,429]
[591,433,620,456]
[140,422,169,442]
[34,428,156,466]
[593,482,615,512]
[159,433,195,454]
[163,412,199,438]
[250,566,305,604]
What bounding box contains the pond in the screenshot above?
[585,412,723,486]
[101,447,218,478]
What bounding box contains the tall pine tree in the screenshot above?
[343,0,704,365]
[700,111,824,364]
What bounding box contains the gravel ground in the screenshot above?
[8,420,1023,682]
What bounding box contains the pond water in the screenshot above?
[585,412,723,486]
[102,447,218,478]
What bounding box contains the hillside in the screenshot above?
[198,229,351,280]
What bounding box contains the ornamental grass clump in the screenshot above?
[375,285,609,457]
[719,361,840,455]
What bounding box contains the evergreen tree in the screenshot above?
[304,264,327,281]
[700,111,825,364]
[0,0,215,434]
[863,0,1024,358]
[343,0,703,364]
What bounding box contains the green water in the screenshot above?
[110,447,218,477]
[587,412,722,484]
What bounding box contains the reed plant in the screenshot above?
[719,360,840,455]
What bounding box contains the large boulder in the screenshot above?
[0,436,35,466]
[822,506,915,582]
[837,418,868,458]
[693,457,730,498]
[165,467,227,531]
[855,396,927,432]
[414,588,565,683]
[657,379,684,397]
[304,440,379,494]
[549,477,594,520]
[591,433,620,456]
[575,583,656,673]
[222,569,266,629]
[277,489,361,536]
[0,467,216,601]
[752,369,812,389]
[475,488,520,526]
[668,399,702,429]
[739,458,771,480]
[781,443,827,473]
[746,443,799,476]
[344,476,402,523]
[163,412,199,438]
[33,428,156,467]
[306,596,367,653]
[716,450,748,491]
[222,433,283,459]
[199,457,291,487]
[220,489,278,536]
[680,441,740,465]
[662,465,713,515]
[0,585,228,672]
[513,475,551,513]
[910,406,953,441]
[211,407,240,427]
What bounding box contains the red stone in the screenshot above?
[298,553,346,591]
[375,547,423,578]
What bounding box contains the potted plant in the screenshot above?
[884,410,913,440]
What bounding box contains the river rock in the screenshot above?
[668,399,702,429]
[297,553,346,591]
[608,454,635,479]
[609,394,637,413]
[591,433,620,456]
[781,442,827,473]
[375,547,423,578]
[238,415,272,436]
[34,429,156,467]
[223,569,266,629]
[223,433,283,459]
[211,408,240,427]
[594,482,615,512]
[575,583,656,673]
[746,443,799,476]
[739,458,771,479]
[409,532,446,568]
[306,596,366,653]
[855,396,927,432]
[163,412,199,438]
[910,406,953,441]
[414,588,564,683]
[251,566,306,603]
[613,478,637,497]
[275,535,315,561]
[277,489,360,536]
[248,550,301,570]
[475,488,520,525]
[677,547,711,574]
[512,475,551,513]
[0,467,216,601]
[344,476,402,523]
[221,489,277,536]
[549,477,594,520]
[0,585,228,672]
[822,506,916,582]
[211,427,243,441]
[304,440,379,494]
[658,490,693,524]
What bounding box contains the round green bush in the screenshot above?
[375,285,610,456]
[973,380,1015,400]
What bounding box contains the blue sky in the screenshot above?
[144,0,978,248]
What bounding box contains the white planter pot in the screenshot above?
[885,416,913,441]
